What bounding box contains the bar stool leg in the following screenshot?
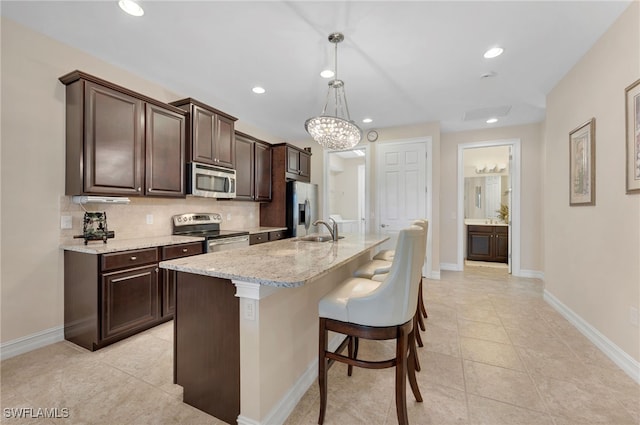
[347,336,359,376]
[395,327,409,425]
[408,327,423,402]
[412,314,422,371]
[318,318,328,425]
[419,280,428,319]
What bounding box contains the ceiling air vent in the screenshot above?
[463,106,511,122]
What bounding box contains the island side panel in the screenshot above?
[175,272,240,425]
[238,250,371,422]
[64,251,99,350]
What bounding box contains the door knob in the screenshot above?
[380,224,388,228]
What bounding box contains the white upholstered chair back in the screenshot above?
[346,225,426,326]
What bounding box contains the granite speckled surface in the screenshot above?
[60,235,205,254]
[160,233,387,288]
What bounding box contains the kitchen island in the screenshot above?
[160,233,388,425]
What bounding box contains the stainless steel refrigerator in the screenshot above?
[286,181,318,237]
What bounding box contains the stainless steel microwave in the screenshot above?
[188,163,236,199]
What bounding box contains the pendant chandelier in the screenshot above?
[305,32,362,151]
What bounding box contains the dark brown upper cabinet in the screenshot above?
[260,144,311,227]
[235,132,272,202]
[170,98,237,169]
[60,71,186,197]
[285,145,311,182]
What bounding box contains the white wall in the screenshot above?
[0,18,278,344]
[543,1,640,362]
[440,123,544,273]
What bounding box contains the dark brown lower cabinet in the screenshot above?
[101,265,159,340]
[467,225,509,263]
[64,242,203,351]
[160,242,204,319]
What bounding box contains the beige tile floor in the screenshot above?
[2,267,638,424]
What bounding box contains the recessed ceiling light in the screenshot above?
[320,69,334,79]
[252,86,266,94]
[483,47,504,59]
[362,118,373,123]
[118,0,144,17]
[486,118,498,124]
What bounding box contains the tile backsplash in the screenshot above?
[60,196,260,244]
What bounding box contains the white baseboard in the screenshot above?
[0,326,64,361]
[427,270,441,280]
[516,269,544,279]
[237,334,343,425]
[544,290,640,384]
[440,262,462,271]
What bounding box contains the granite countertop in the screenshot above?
[245,226,288,234]
[464,219,509,227]
[160,233,387,288]
[60,235,205,254]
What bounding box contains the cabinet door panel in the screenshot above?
[193,105,215,164]
[468,232,492,261]
[84,82,144,194]
[286,147,299,174]
[299,152,310,179]
[234,136,255,200]
[255,142,272,201]
[145,104,185,197]
[163,270,176,318]
[101,265,159,340]
[215,115,235,168]
[495,233,509,263]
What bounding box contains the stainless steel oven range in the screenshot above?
[172,213,249,252]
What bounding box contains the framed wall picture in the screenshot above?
[569,118,596,206]
[625,78,640,193]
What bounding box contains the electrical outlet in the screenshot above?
[61,215,72,229]
[630,307,639,326]
[244,300,256,321]
[146,214,154,225]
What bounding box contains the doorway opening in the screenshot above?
[324,147,368,235]
[457,139,521,276]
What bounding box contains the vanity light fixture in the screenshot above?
[483,47,504,59]
[252,86,266,94]
[305,32,362,151]
[118,0,144,17]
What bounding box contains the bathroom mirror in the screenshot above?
[464,176,509,220]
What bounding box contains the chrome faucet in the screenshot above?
[313,218,339,241]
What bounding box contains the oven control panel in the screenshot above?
[173,213,222,227]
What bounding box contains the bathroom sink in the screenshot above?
[299,235,345,242]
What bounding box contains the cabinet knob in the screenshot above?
[182,248,188,253]
[148,188,152,192]
[137,187,141,192]
[130,256,137,260]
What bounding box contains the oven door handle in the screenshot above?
[209,236,249,245]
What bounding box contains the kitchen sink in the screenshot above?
[299,235,345,242]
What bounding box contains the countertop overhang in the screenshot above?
[60,235,205,254]
[160,233,388,288]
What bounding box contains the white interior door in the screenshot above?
[376,140,427,253]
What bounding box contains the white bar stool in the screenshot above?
[356,220,429,348]
[318,225,426,425]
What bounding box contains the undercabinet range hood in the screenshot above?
[71,196,130,204]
